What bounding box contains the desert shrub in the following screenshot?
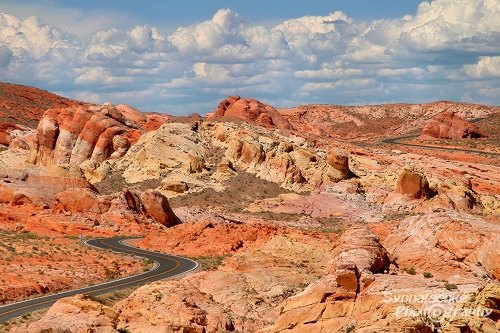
[404,267,417,275]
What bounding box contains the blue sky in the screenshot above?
[1,0,500,115]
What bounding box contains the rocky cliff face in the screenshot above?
[419,109,489,140]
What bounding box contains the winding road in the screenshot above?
[0,237,198,324]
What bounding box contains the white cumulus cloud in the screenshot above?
[1,0,500,114]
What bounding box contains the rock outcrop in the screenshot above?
[0,123,33,148]
[0,167,180,226]
[210,95,292,129]
[139,189,181,227]
[0,168,97,207]
[116,104,172,132]
[382,210,500,277]
[27,103,144,166]
[419,110,489,140]
[54,188,180,227]
[211,123,348,192]
[326,147,349,179]
[11,294,119,333]
[265,226,392,332]
[118,122,206,183]
[394,165,431,199]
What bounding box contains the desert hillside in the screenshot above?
[0,88,500,333]
[0,82,89,128]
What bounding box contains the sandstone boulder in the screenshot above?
[326,147,349,178]
[140,189,181,227]
[11,294,119,333]
[211,157,237,181]
[212,95,292,129]
[394,165,430,199]
[419,110,489,140]
[435,177,480,211]
[160,180,189,193]
[331,226,391,275]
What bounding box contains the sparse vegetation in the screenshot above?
[190,254,230,271]
[404,267,417,275]
[423,272,433,278]
[142,258,155,271]
[346,324,356,333]
[0,228,143,308]
[444,283,458,291]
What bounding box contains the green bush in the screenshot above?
[444,283,458,291]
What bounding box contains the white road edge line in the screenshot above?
[0,238,199,311]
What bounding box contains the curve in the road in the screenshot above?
[0,237,198,324]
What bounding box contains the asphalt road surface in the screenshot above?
[381,135,500,157]
[0,237,198,324]
[381,118,500,157]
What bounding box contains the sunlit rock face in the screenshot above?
[419,110,489,140]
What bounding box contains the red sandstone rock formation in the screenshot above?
[116,104,172,132]
[0,123,29,146]
[27,103,144,166]
[140,189,181,227]
[0,167,180,226]
[419,110,489,140]
[54,188,180,227]
[277,101,500,141]
[211,95,291,129]
[139,220,283,257]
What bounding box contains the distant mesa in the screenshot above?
[208,95,292,130]
[419,109,489,140]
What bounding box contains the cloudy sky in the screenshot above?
[0,0,499,115]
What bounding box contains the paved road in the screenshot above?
[0,237,198,324]
[380,117,500,157]
[381,135,500,157]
